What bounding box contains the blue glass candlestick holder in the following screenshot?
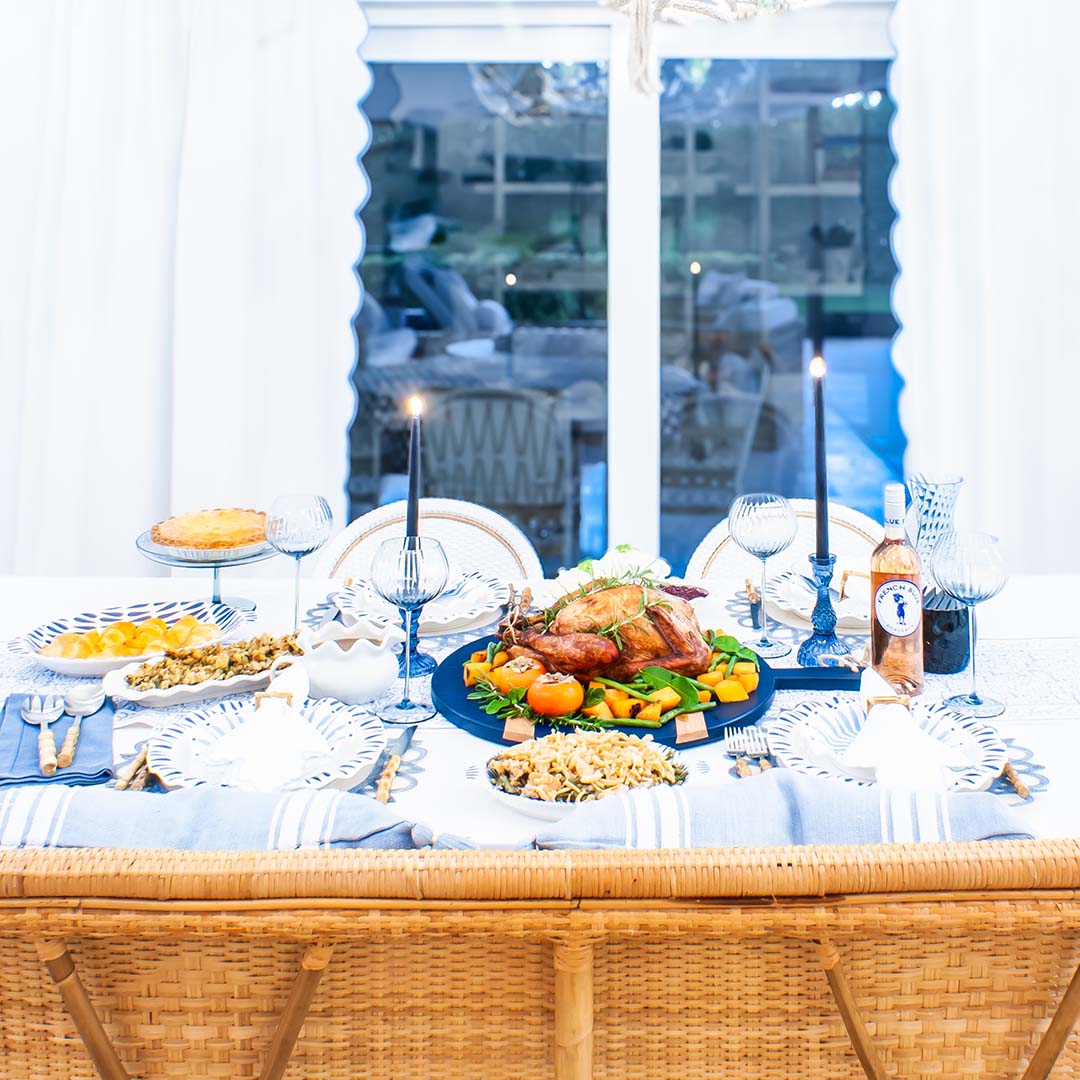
[398,606,437,677]
[797,554,850,667]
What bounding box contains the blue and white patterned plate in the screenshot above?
[767,695,1008,792]
[321,571,510,637]
[23,599,250,677]
[766,568,871,632]
[149,697,386,792]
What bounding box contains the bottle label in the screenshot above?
[874,579,921,637]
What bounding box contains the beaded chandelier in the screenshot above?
[603,0,820,92]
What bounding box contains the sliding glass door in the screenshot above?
[357,2,897,573]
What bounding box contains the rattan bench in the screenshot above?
[1,840,1078,1079]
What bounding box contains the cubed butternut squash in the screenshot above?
[603,688,629,707]
[697,670,728,687]
[734,672,759,693]
[470,651,488,663]
[647,686,682,709]
[731,660,757,675]
[582,701,614,720]
[611,698,638,719]
[491,651,509,668]
[713,679,749,703]
[635,702,663,722]
[462,661,493,687]
[697,689,713,704]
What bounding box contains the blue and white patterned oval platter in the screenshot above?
[23,599,250,677]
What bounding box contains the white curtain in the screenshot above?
[890,0,1080,573]
[0,0,368,576]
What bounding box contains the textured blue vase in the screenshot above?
[797,554,850,667]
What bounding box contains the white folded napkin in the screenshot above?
[841,670,962,790]
[205,699,334,793]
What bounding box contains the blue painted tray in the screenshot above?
[432,638,864,748]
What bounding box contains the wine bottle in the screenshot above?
[870,482,924,695]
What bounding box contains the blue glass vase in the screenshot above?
[797,554,850,667]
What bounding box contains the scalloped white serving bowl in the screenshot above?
[22,599,249,677]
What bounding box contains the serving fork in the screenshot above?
[20,694,64,776]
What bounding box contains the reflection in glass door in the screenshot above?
[657,59,901,574]
[352,62,609,573]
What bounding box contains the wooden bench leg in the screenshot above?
[1021,959,1080,1080]
[259,943,335,1080]
[36,939,131,1080]
[553,939,595,1080]
[816,940,892,1080]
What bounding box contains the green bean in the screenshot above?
[660,702,717,723]
[593,677,654,702]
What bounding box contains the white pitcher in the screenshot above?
[271,614,406,706]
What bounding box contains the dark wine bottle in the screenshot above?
[923,590,970,674]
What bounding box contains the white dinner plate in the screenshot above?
[149,697,386,792]
[21,599,250,677]
[766,695,1008,792]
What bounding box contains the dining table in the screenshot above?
[3,572,1078,847]
[1,570,1079,1080]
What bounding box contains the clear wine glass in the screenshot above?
[931,531,1007,718]
[728,493,798,659]
[370,536,449,724]
[266,494,333,635]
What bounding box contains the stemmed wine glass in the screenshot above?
[370,536,449,724]
[728,493,798,658]
[266,494,333,635]
[932,532,1007,718]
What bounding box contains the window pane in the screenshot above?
[658,59,901,574]
[352,62,609,573]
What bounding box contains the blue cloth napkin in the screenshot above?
[0,694,113,788]
[0,784,469,850]
[533,769,1033,850]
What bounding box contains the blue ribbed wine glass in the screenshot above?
[728,493,798,659]
[931,532,1007,718]
[370,537,449,724]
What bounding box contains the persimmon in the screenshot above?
[488,656,546,694]
[526,674,585,717]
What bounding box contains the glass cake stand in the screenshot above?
[136,531,280,611]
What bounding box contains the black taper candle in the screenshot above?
[810,355,829,558]
[405,395,423,538]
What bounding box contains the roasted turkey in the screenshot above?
[501,582,710,682]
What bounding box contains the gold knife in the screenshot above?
[374,727,417,804]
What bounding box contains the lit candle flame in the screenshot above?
[809,355,826,379]
[406,394,424,418]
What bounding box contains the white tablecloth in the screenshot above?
[2,573,1078,847]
